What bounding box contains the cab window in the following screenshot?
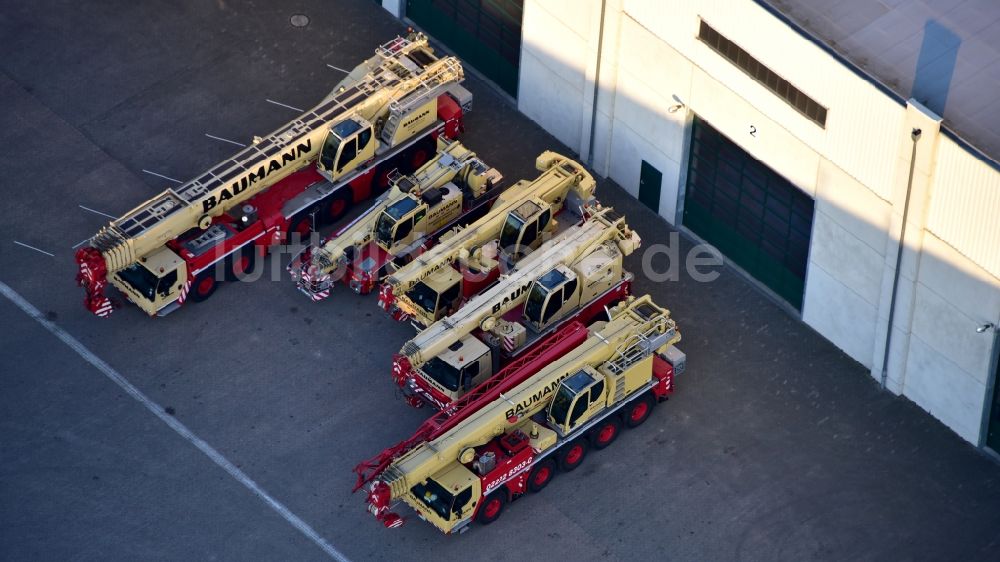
[394,217,414,242]
[461,360,480,390]
[590,379,604,405]
[439,282,461,314]
[569,393,588,425]
[157,269,178,297]
[357,127,372,151]
[542,287,563,323]
[453,486,472,515]
[520,219,538,249]
[336,138,357,172]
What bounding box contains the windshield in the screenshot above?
[411,478,455,521]
[523,284,548,323]
[320,133,341,171]
[374,211,396,247]
[117,263,159,302]
[498,212,525,251]
[421,357,462,391]
[548,384,576,425]
[406,281,439,314]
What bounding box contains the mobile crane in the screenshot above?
[355,295,685,533]
[289,138,502,299]
[392,208,640,409]
[377,151,597,327]
[74,33,471,317]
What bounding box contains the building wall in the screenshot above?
[518,0,1000,445]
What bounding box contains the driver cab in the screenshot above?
[408,463,480,532]
[319,117,375,180]
[523,265,579,331]
[547,367,608,435]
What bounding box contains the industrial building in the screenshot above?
[382,0,1000,453]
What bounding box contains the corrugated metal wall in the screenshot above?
[927,137,1000,280]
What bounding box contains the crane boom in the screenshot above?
[397,208,638,370]
[361,295,682,533]
[87,37,461,274]
[377,152,596,319]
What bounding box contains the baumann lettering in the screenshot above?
[504,371,574,419]
[201,139,313,213]
[491,281,533,314]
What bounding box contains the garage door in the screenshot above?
[683,116,814,310]
[406,0,523,97]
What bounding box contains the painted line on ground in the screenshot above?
[266,98,304,112]
[13,241,55,257]
[0,281,350,562]
[79,205,116,220]
[141,169,183,184]
[326,63,349,74]
[72,237,90,250]
[205,133,246,148]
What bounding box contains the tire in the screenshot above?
[476,492,506,525]
[405,137,434,173]
[287,210,318,242]
[557,439,588,472]
[527,459,556,493]
[225,246,257,282]
[189,269,218,303]
[624,394,655,429]
[589,416,622,450]
[371,165,393,195]
[321,190,353,225]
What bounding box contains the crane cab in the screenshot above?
[374,183,462,253]
[111,246,187,316]
[418,335,495,403]
[318,117,376,181]
[497,200,553,261]
[546,367,610,435]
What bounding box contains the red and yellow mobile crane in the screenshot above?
[392,207,640,409]
[75,33,471,317]
[354,295,685,533]
[288,138,502,299]
[377,151,597,327]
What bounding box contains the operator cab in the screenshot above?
[319,117,375,180]
[523,265,579,331]
[497,200,551,264]
[547,367,607,435]
[375,195,423,249]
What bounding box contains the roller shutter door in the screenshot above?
[406,0,523,97]
[683,116,814,310]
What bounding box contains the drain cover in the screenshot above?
[290,14,310,27]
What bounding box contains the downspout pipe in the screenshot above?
[881,127,922,389]
[586,0,608,168]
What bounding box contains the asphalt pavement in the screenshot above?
[1,1,999,561]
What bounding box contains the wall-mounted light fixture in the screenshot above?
[668,94,686,114]
[976,322,995,334]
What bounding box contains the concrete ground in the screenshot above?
[1,1,999,560]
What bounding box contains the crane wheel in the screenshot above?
[190,270,218,303]
[321,190,353,225]
[557,439,588,472]
[527,459,556,493]
[589,416,622,450]
[287,211,318,243]
[476,491,506,525]
[226,247,258,282]
[625,394,655,429]
[372,165,393,195]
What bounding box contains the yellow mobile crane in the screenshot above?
[356,295,685,533]
[377,151,597,326]
[289,138,502,299]
[392,208,641,409]
[75,33,471,317]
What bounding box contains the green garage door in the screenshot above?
[683,116,814,310]
[406,0,523,97]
